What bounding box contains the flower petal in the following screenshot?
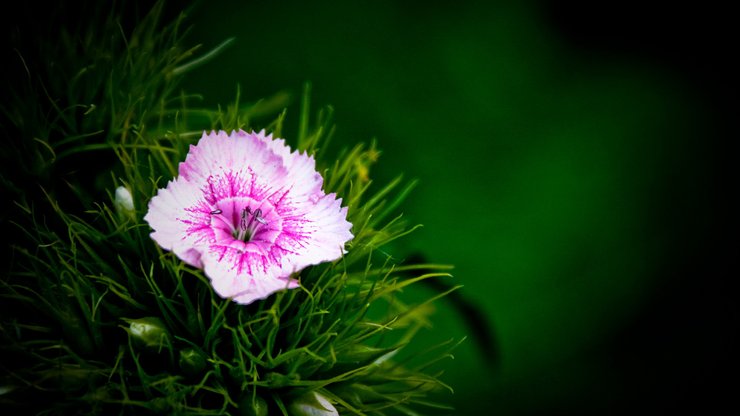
[179,130,287,190]
[144,177,211,268]
[253,130,324,197]
[145,129,354,305]
[201,248,299,304]
[277,193,353,271]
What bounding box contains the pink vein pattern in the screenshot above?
[144,130,353,305]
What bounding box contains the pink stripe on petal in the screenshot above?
[201,248,298,302]
[145,130,353,305]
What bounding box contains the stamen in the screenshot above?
[233,206,268,242]
[253,208,267,225]
[210,209,222,215]
[240,208,248,231]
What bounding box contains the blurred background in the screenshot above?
[180,0,736,414]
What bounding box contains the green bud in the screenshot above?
[178,347,206,376]
[124,317,169,349]
[287,391,338,416]
[238,395,269,416]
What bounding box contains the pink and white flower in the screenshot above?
[144,130,353,305]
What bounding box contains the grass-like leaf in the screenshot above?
[1,1,460,415]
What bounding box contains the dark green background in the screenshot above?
[180,1,735,414]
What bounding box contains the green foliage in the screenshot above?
[1,1,459,414]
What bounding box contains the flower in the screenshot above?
[144,130,353,305]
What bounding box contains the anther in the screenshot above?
[253,208,267,225]
[210,209,222,215]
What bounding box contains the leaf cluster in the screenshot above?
[0,2,460,415]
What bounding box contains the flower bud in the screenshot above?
[179,347,206,376]
[238,395,268,416]
[125,317,169,349]
[287,391,338,416]
[114,186,135,213]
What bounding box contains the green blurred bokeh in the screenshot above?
[181,1,733,414]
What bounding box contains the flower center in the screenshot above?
[232,206,267,242]
[207,198,279,249]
